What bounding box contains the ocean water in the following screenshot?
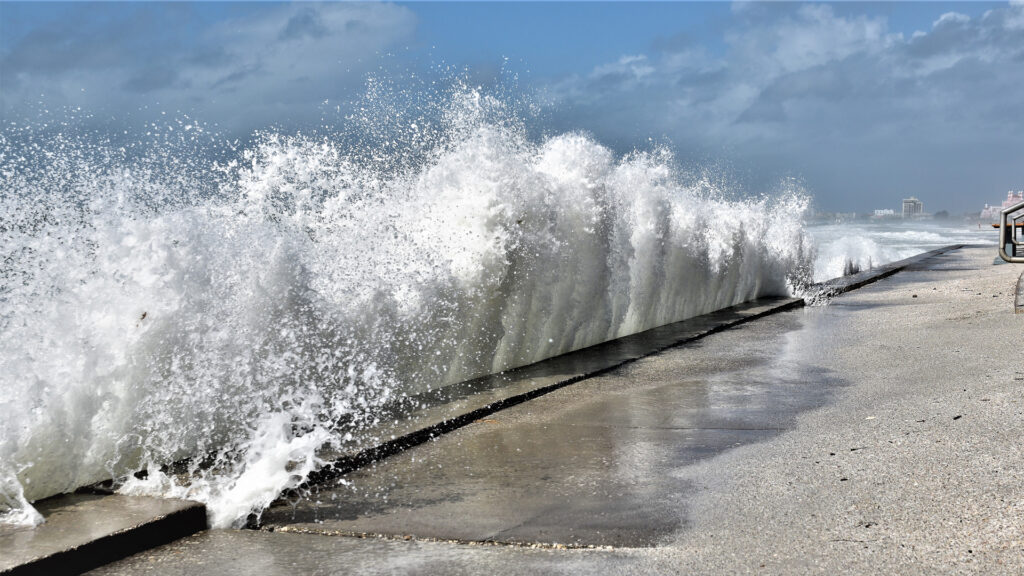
[1,89,816,528]
[0,85,994,529]
[808,220,995,282]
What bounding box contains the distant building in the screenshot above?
[981,191,1023,221]
[873,209,895,217]
[902,197,923,218]
[1002,190,1023,209]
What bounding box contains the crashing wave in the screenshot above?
[0,88,813,527]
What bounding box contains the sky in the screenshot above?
[2,1,1023,213]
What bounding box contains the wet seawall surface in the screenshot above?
[253,246,966,546]
[259,307,847,547]
[86,243,1024,569]
[9,244,1021,575]
[86,245,1024,575]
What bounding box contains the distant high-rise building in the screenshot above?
[902,197,923,218]
[1002,190,1023,209]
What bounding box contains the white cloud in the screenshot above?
[933,12,970,28]
[592,55,656,82]
[184,4,415,117]
[1007,1,1024,30]
[545,2,1024,211]
[1,3,417,132]
[730,1,756,16]
[727,4,891,79]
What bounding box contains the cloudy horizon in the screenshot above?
[3,1,1023,213]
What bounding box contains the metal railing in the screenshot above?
[998,199,1024,263]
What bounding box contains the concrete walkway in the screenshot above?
[0,494,204,575]
[90,246,1023,575]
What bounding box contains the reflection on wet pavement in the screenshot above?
[261,307,850,547]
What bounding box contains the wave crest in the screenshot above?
[0,88,812,527]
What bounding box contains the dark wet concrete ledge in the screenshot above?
[0,494,205,576]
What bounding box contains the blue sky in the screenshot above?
[2,2,1023,212]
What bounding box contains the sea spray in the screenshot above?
[807,224,986,283]
[0,88,814,527]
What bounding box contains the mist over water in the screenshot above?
[2,86,819,528]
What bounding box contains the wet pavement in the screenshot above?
[66,246,1024,573]
[0,494,204,575]
[310,295,804,472]
[260,312,846,547]
[90,529,644,576]
[265,250,970,544]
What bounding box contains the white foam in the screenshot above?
[0,464,44,527]
[808,221,993,282]
[0,89,813,527]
